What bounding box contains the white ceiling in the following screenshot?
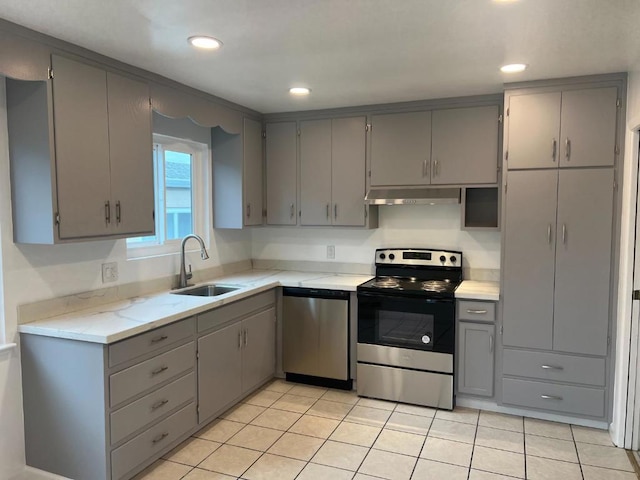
[1,0,640,113]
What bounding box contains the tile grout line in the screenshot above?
[569,424,586,480]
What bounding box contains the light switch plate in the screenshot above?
[327,245,335,259]
[102,262,118,283]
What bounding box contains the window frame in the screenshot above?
[127,134,210,259]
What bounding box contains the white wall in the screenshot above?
[252,204,501,270]
[0,78,252,478]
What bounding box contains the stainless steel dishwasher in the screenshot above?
[282,287,352,389]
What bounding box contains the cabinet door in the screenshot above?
[243,118,264,226]
[300,119,332,226]
[502,170,558,350]
[51,55,111,239]
[457,322,494,397]
[107,72,154,236]
[332,116,367,226]
[431,106,499,185]
[241,308,276,393]
[370,111,431,186]
[507,92,561,169]
[265,122,297,225]
[559,87,618,168]
[197,322,242,422]
[553,169,613,356]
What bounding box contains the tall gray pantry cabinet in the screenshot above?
[500,79,622,420]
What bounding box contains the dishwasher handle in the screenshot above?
[282,287,350,300]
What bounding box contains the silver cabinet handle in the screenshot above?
[466,309,487,314]
[246,203,251,219]
[151,365,168,376]
[489,334,494,353]
[552,139,557,161]
[152,432,169,444]
[334,204,338,220]
[547,224,552,244]
[565,138,571,161]
[150,335,168,344]
[541,365,564,370]
[243,328,248,346]
[238,331,242,349]
[434,159,439,176]
[151,399,169,411]
[105,201,111,224]
[326,203,330,219]
[422,159,428,177]
[116,201,121,224]
[562,224,566,244]
[541,394,563,400]
[290,203,295,219]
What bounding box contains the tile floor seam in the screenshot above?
[355,399,400,478]
[465,408,480,480]
[521,414,527,480]
[569,423,586,480]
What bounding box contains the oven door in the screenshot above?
[357,291,455,354]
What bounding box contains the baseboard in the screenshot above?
[12,467,70,480]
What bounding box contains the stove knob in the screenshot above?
[450,256,457,263]
[439,255,446,263]
[379,253,386,260]
[389,253,395,260]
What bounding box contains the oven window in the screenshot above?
[358,294,455,353]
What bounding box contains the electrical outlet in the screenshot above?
[327,245,335,259]
[102,262,118,283]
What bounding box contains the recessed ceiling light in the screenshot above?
[188,36,223,50]
[289,87,311,96]
[500,63,527,73]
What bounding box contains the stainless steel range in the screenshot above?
[357,248,462,410]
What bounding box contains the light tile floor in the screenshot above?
[134,379,639,480]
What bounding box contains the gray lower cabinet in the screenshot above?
[6,54,154,243]
[265,121,297,225]
[197,291,276,424]
[300,116,367,226]
[457,300,496,398]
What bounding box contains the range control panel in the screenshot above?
[375,248,462,268]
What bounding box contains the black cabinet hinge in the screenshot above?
[617,98,622,108]
[366,124,371,132]
[48,67,54,79]
[633,290,640,301]
[498,114,503,124]
[54,212,60,225]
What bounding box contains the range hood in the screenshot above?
[365,187,461,205]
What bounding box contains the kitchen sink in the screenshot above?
[172,284,240,297]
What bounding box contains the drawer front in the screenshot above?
[110,342,195,407]
[197,289,276,333]
[502,349,605,387]
[110,372,195,445]
[109,318,195,368]
[502,378,605,418]
[111,402,196,480]
[458,300,495,322]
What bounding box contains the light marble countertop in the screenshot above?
[18,270,499,344]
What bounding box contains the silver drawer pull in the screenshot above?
[541,394,563,400]
[151,365,169,376]
[151,399,169,411]
[466,309,488,314]
[541,365,564,370]
[152,432,169,444]
[150,335,168,344]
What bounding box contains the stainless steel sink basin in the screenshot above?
[172,284,240,297]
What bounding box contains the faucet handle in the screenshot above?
[187,264,193,280]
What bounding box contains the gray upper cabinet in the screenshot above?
[458,322,495,397]
[300,116,367,227]
[502,169,558,350]
[507,87,618,170]
[243,118,264,226]
[370,111,432,186]
[431,106,499,185]
[502,168,614,355]
[553,169,614,356]
[107,72,154,236]
[266,121,297,225]
[6,54,154,243]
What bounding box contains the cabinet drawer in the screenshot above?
[110,372,195,445]
[502,378,605,418]
[197,289,275,333]
[111,402,196,480]
[502,349,605,387]
[110,342,195,407]
[458,301,495,322]
[109,318,194,368]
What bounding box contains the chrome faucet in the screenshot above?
[178,234,209,289]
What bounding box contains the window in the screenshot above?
[127,134,210,257]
